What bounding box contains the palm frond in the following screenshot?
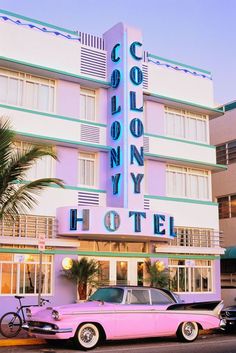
[0,178,64,219]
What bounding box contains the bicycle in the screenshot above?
[0,295,50,338]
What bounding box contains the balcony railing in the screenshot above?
[169,229,223,248]
[0,214,56,239]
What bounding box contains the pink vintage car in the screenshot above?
[22,286,223,350]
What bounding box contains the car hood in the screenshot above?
[29,301,115,320]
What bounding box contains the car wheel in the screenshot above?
[74,323,100,350]
[177,321,199,342]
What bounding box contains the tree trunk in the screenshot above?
[78,282,87,300]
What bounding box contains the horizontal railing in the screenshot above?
[0,214,56,239]
[169,229,223,248]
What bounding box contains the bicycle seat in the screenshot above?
[15,295,25,300]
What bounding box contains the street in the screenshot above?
[0,332,236,353]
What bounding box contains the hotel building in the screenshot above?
[0,9,225,314]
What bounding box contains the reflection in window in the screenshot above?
[116,261,127,285]
[0,253,52,295]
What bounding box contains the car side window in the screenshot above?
[151,289,173,304]
[126,289,150,304]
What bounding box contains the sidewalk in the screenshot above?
[0,330,46,347]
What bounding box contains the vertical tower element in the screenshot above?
[104,23,144,209]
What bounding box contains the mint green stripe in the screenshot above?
[145,152,227,170]
[0,248,219,260]
[145,194,218,206]
[17,131,110,151]
[16,180,106,194]
[148,53,211,75]
[0,56,110,86]
[144,92,224,115]
[0,9,77,35]
[145,133,216,149]
[0,103,107,127]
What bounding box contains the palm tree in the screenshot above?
[0,119,64,219]
[62,257,100,300]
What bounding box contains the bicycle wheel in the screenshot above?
[0,312,22,338]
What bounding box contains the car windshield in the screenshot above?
[89,288,124,303]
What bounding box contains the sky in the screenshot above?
[0,0,235,105]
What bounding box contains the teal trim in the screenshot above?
[0,248,219,260]
[145,133,216,150]
[15,180,106,194]
[145,194,218,206]
[221,247,236,259]
[144,92,224,115]
[17,131,110,151]
[224,101,236,112]
[0,56,110,86]
[0,9,77,35]
[145,151,227,171]
[148,53,211,75]
[0,103,107,128]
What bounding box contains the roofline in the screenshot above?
[0,8,77,35]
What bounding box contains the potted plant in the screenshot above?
[62,257,100,300]
[145,259,169,288]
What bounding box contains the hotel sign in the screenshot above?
[57,206,176,239]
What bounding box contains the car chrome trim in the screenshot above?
[22,323,72,334]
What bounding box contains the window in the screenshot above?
[167,165,210,200]
[0,67,55,112]
[80,88,96,121]
[78,152,96,186]
[14,141,55,180]
[0,253,53,295]
[150,289,173,304]
[126,289,150,304]
[169,259,213,293]
[165,107,208,143]
[216,140,236,165]
[218,194,236,219]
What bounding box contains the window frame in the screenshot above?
[0,253,53,296]
[169,259,213,293]
[80,87,96,122]
[78,151,97,187]
[164,106,209,144]
[0,67,56,113]
[166,164,211,201]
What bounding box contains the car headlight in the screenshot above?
[52,310,61,321]
[26,308,32,318]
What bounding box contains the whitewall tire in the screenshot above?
[177,321,199,342]
[75,323,100,350]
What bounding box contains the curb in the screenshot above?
[0,338,46,347]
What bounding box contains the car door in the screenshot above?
[113,288,156,339]
[150,288,178,335]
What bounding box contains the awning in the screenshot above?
[221,247,236,259]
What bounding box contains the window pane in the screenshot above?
[0,75,7,102]
[80,94,86,120]
[38,84,49,111]
[25,81,36,108]
[86,96,95,121]
[216,144,227,164]
[116,261,127,284]
[228,141,236,164]
[231,195,236,217]
[218,197,230,219]
[1,263,12,294]
[8,78,18,105]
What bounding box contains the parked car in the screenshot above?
[22,286,223,350]
[220,304,236,332]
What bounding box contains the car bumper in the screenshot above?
[22,323,73,335]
